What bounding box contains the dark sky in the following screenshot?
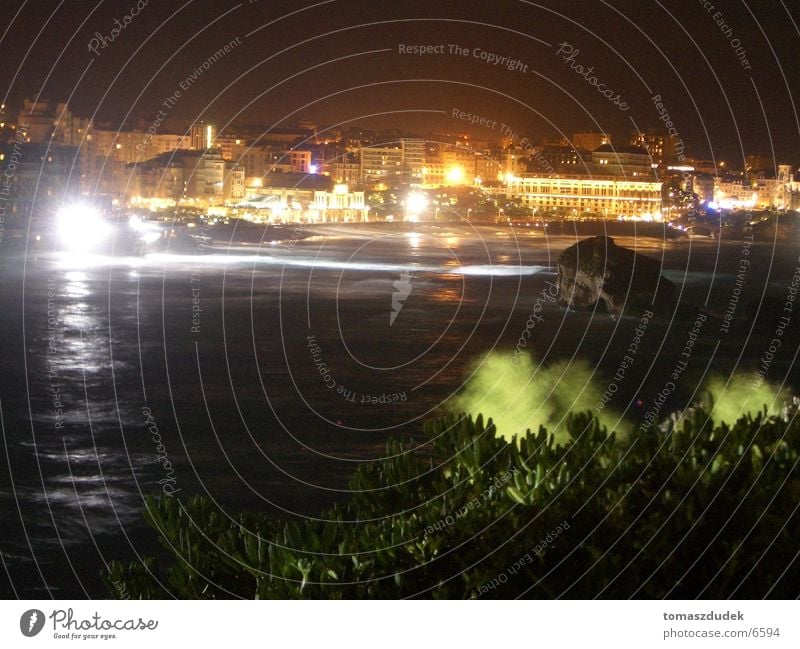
[2,0,799,165]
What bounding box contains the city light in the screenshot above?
[445,165,465,185]
[405,192,428,215]
[404,192,429,221]
[56,203,111,251]
[709,195,758,210]
[129,215,163,245]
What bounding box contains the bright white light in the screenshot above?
[710,194,757,210]
[143,253,550,276]
[445,166,465,185]
[406,192,428,215]
[129,215,163,244]
[309,164,318,174]
[128,215,147,232]
[57,204,110,251]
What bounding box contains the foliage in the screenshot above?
[106,404,800,599]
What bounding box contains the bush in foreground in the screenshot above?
[106,408,799,599]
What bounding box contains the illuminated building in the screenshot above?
[360,144,402,184]
[310,184,368,222]
[284,150,312,174]
[502,144,657,214]
[420,163,445,186]
[712,167,800,210]
[149,133,192,156]
[263,148,312,174]
[691,175,715,203]
[190,122,216,150]
[223,164,246,202]
[236,174,366,222]
[359,138,426,185]
[74,127,193,199]
[239,147,269,181]
[130,149,228,205]
[400,138,425,179]
[228,145,315,184]
[474,154,504,182]
[215,133,247,161]
[243,172,331,220]
[17,99,84,145]
[629,129,685,167]
[440,145,475,184]
[591,144,654,178]
[487,174,663,219]
[330,159,361,186]
[527,145,589,173]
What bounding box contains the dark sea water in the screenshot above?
[1,222,798,598]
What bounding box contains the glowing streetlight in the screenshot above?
[405,192,428,221]
[445,166,465,185]
[56,203,111,251]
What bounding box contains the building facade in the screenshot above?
[130,149,244,204]
[488,174,663,219]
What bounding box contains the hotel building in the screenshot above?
[487,174,663,219]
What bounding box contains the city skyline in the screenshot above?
[1,1,798,164]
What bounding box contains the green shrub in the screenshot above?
[106,405,800,599]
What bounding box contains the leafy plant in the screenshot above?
[106,403,800,599]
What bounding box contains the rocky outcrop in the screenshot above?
[557,236,675,315]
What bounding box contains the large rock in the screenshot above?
[557,236,675,314]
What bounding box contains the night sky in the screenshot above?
[2,0,799,164]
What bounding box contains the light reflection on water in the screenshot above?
[2,229,798,597]
[64,271,88,283]
[4,231,552,596]
[142,252,550,276]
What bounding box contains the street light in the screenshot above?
[56,202,111,251]
[405,192,428,221]
[445,166,465,185]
